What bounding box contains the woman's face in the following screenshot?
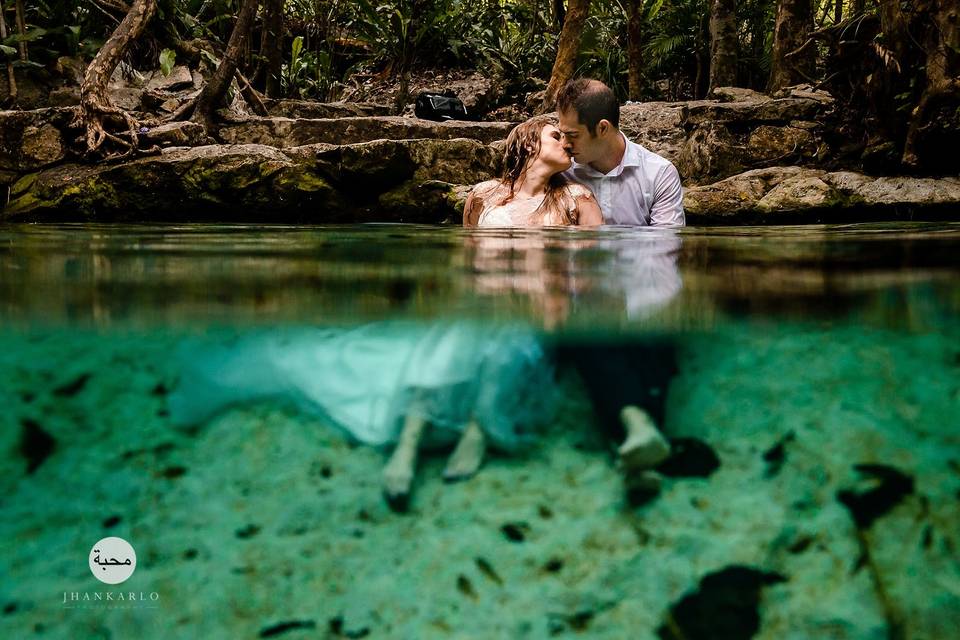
[532,124,572,172]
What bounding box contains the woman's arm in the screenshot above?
[463,190,483,227]
[575,193,604,226]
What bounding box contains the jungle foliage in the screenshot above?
[3,0,958,172]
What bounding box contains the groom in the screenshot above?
[556,78,685,499]
[557,78,685,227]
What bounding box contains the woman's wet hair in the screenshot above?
[499,115,572,223]
[556,78,619,135]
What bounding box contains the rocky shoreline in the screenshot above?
[2,74,958,224]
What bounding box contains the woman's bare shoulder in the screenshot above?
[470,179,504,196]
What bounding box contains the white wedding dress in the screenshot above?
[168,321,555,449]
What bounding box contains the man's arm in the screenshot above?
[649,163,685,227]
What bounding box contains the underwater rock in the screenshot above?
[19,418,55,475]
[657,565,787,640]
[657,438,720,478]
[837,464,915,529]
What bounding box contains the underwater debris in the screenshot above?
[474,557,503,585]
[52,372,91,397]
[657,438,720,478]
[19,418,55,474]
[836,463,915,529]
[657,565,787,640]
[157,465,187,479]
[456,574,478,600]
[327,615,370,638]
[102,515,121,529]
[762,431,795,478]
[258,619,317,638]
[542,558,564,573]
[235,524,261,539]
[501,522,529,543]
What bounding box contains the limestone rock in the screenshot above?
[145,65,195,92]
[219,116,515,147]
[140,122,209,147]
[47,87,80,107]
[0,108,72,172]
[3,138,501,223]
[684,167,960,223]
[264,99,393,119]
[619,102,691,165]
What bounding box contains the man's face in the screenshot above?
[559,108,602,166]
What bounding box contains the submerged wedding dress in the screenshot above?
[168,321,556,449]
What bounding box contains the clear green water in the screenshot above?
[0,223,958,639]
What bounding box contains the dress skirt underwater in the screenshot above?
[168,321,557,450]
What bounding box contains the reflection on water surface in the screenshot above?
[1,222,958,330]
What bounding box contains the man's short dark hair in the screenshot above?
[556,78,619,135]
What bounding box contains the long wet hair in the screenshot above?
[498,115,573,224]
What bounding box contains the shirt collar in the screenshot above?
[571,132,640,178]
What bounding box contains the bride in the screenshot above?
[463,115,603,227]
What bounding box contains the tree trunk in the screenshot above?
[258,0,283,97]
[901,0,960,170]
[77,0,157,156]
[834,0,843,24]
[625,0,643,101]
[709,0,738,93]
[852,0,865,13]
[0,5,17,104]
[189,0,259,134]
[14,0,26,61]
[768,0,814,92]
[553,0,566,30]
[542,0,591,112]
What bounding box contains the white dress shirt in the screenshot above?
[562,133,685,227]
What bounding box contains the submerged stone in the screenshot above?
[657,565,788,640]
[20,418,55,475]
[837,463,915,529]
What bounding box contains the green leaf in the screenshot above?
[2,27,47,44]
[291,35,303,65]
[159,48,176,77]
[0,44,15,57]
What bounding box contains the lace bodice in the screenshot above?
[465,180,596,227]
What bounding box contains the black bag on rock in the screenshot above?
[414,93,468,121]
